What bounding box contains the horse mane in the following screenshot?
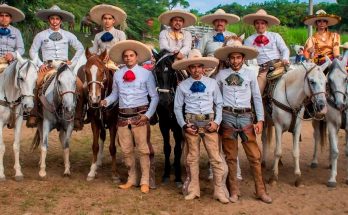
[57,63,69,76]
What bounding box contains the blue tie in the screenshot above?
[213,33,224,42]
[0,28,11,36]
[190,81,206,93]
[101,32,114,42]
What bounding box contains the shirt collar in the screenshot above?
[104,27,116,33]
[48,28,62,34]
[229,64,246,73]
[257,31,268,36]
[169,28,183,34]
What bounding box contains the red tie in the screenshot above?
[253,35,270,47]
[123,70,136,82]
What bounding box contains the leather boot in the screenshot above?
[26,89,39,128]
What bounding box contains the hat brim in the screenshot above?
[200,14,240,25]
[214,46,258,60]
[109,40,152,64]
[0,5,25,23]
[90,5,127,26]
[36,9,74,22]
[303,14,340,26]
[340,44,348,49]
[242,14,280,26]
[158,11,197,28]
[172,57,219,70]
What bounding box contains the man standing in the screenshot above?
[214,38,272,204]
[173,49,229,204]
[100,40,159,194]
[27,5,85,130]
[158,10,196,60]
[243,9,289,95]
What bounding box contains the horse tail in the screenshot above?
[31,129,41,151]
[319,120,327,151]
[266,120,273,146]
[100,127,106,142]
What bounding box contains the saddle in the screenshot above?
[265,61,286,81]
[0,57,8,74]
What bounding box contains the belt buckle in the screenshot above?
[195,114,205,121]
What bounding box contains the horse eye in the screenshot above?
[19,77,24,81]
[309,80,315,85]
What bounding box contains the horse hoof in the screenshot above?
[39,175,47,181]
[162,177,170,184]
[327,181,337,188]
[86,176,95,182]
[112,176,121,184]
[0,176,5,182]
[14,175,24,182]
[346,179,348,185]
[268,177,277,186]
[295,178,304,187]
[63,173,71,178]
[310,163,318,169]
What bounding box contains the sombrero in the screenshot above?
[36,5,74,23]
[0,4,25,23]
[109,40,152,64]
[200,9,240,25]
[158,10,196,28]
[340,42,348,49]
[304,10,341,26]
[90,4,127,26]
[214,38,258,60]
[242,9,280,26]
[172,49,219,70]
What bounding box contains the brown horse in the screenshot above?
[82,49,119,182]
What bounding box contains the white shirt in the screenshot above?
[29,28,84,68]
[174,76,223,128]
[198,30,236,57]
[215,65,264,121]
[89,27,126,55]
[159,29,192,56]
[105,65,159,119]
[0,25,24,59]
[244,31,289,65]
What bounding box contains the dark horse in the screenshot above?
[81,49,119,183]
[152,50,187,185]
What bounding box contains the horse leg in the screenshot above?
[109,125,120,183]
[39,120,49,179]
[160,123,171,183]
[60,125,73,177]
[96,128,105,167]
[173,123,183,183]
[262,120,272,168]
[13,116,24,181]
[269,124,282,185]
[87,123,100,181]
[293,121,303,187]
[0,121,5,181]
[311,120,321,168]
[327,123,339,187]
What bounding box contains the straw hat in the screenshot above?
[158,10,196,28]
[36,5,74,23]
[172,49,219,70]
[109,40,152,64]
[214,38,258,60]
[340,42,348,49]
[90,4,127,26]
[200,9,240,25]
[0,4,25,23]
[242,9,280,26]
[303,10,341,26]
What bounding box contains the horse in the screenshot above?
[31,63,77,179]
[263,59,330,186]
[83,49,119,182]
[0,56,38,181]
[80,15,93,34]
[152,50,187,185]
[311,53,348,187]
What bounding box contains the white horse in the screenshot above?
[0,55,38,181]
[263,59,330,186]
[31,64,77,179]
[311,53,348,187]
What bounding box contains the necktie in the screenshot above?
[253,35,269,47]
[49,32,63,41]
[123,70,136,82]
[225,73,244,86]
[101,32,114,42]
[213,33,224,42]
[169,31,184,41]
[0,28,10,36]
[190,81,206,93]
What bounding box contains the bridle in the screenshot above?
[326,63,348,111]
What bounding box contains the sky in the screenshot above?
[184,0,337,13]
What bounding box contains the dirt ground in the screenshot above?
[0,121,348,215]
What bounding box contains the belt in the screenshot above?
[185,113,214,121]
[223,107,251,114]
[119,105,148,115]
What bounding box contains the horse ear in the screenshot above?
[16,52,25,64]
[99,50,107,61]
[152,49,159,61]
[239,34,245,41]
[341,50,348,67]
[320,56,332,71]
[85,48,92,59]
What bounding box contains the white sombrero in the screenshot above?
[200,9,240,25]
[303,10,341,27]
[90,4,127,26]
[340,42,348,49]
[36,5,74,23]
[109,40,152,64]
[158,10,197,28]
[242,9,280,26]
[0,4,25,23]
[172,49,219,70]
[214,38,258,60]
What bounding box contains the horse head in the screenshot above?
[84,49,108,107]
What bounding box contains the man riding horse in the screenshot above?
[27,5,85,130]
[0,4,25,74]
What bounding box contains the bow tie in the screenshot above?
[190,81,206,93]
[253,35,269,47]
[123,70,136,82]
[101,32,114,42]
[213,33,224,42]
[0,28,10,36]
[225,73,244,86]
[169,31,184,41]
[49,32,63,41]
